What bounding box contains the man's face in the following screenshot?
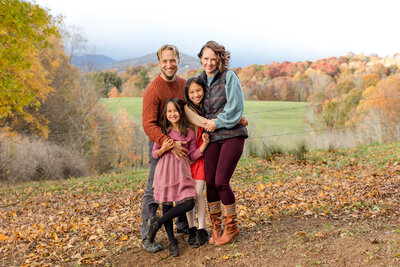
[159,49,179,81]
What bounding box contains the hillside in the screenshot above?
[71,54,117,71]
[1,142,400,265]
[103,52,201,73]
[71,52,201,73]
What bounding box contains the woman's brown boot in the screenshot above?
[215,203,239,246]
[208,201,223,244]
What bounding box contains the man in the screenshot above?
[141,44,189,252]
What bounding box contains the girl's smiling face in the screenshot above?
[188,82,204,106]
[166,101,180,125]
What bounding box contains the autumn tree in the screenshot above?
[120,76,140,97]
[108,86,119,98]
[355,75,400,141]
[134,68,150,91]
[0,0,59,135]
[114,109,147,168]
[361,73,380,90]
[89,71,122,97]
[38,30,119,172]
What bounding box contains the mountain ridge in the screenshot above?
[71,53,201,73]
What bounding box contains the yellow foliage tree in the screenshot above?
[0,0,60,136]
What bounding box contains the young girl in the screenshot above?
[147,98,209,257]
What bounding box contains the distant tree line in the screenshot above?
[101,52,400,141]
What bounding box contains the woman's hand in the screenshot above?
[239,116,248,126]
[204,119,216,132]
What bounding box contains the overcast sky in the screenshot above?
[34,0,400,67]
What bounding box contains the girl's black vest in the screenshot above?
[199,70,248,142]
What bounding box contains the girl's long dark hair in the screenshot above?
[184,76,205,115]
[160,98,188,136]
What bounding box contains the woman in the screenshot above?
[196,41,248,245]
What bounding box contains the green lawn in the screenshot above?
[101,98,310,139]
[101,97,143,124]
[243,100,309,139]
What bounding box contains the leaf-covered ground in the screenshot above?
[1,142,400,266]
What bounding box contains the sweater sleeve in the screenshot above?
[215,70,245,129]
[142,87,169,146]
[187,129,202,162]
[151,141,161,159]
[185,105,207,128]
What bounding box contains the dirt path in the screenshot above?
[110,216,400,267]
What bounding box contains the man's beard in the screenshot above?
[161,68,177,81]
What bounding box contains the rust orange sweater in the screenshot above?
[142,74,186,145]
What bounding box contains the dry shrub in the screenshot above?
[0,134,88,182]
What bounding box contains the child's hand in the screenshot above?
[199,133,209,154]
[161,138,174,151]
[202,133,209,145]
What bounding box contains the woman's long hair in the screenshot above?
[184,76,205,115]
[160,98,188,136]
[197,40,231,73]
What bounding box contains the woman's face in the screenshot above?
[200,47,218,76]
[188,83,204,106]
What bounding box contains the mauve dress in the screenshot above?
[152,128,202,204]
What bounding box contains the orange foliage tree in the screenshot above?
[108,86,120,98]
[355,75,400,141]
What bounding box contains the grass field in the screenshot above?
[101,98,310,140]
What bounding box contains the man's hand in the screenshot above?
[171,141,188,161]
[204,119,217,132]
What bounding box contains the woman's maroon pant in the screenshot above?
[204,137,245,205]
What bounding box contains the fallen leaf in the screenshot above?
[0,233,9,242]
[315,232,325,238]
[296,231,307,237]
[119,235,128,241]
